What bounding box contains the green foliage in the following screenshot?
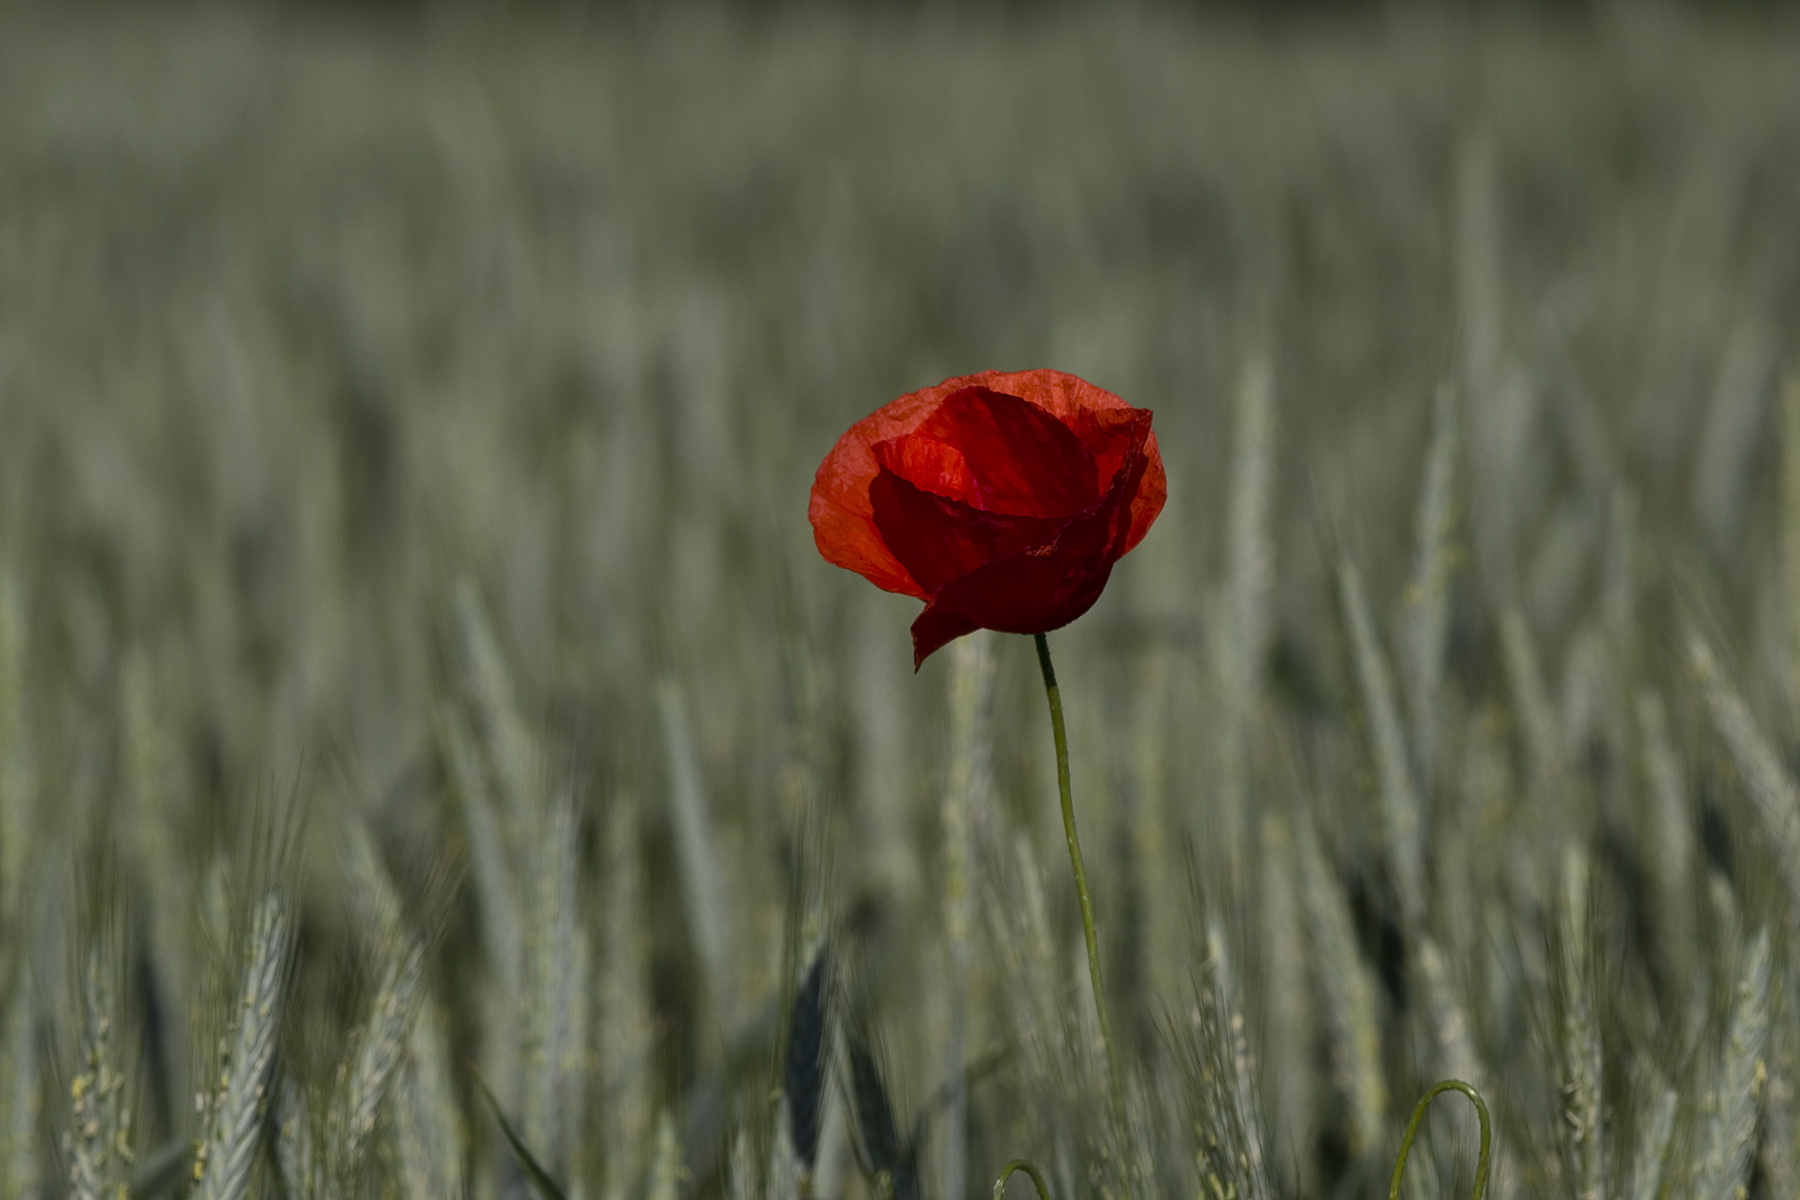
[0,5,1798,1198]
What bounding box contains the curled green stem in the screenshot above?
[1032,634,1128,1137]
[993,1158,1051,1200]
[1387,1079,1491,1200]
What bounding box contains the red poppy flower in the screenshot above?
[810,369,1167,668]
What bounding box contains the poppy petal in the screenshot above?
[908,604,985,668]
[1122,429,1166,555]
[908,419,1151,667]
[809,487,923,598]
[809,388,947,598]
[809,367,1166,644]
[911,387,1098,517]
[870,435,978,505]
[960,369,1140,428]
[870,466,1070,597]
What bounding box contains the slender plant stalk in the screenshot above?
[1031,634,1126,1144]
[1387,1080,1491,1200]
[993,1157,1051,1200]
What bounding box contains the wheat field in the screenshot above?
[2,4,1799,1199]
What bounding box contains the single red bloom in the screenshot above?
[810,369,1167,668]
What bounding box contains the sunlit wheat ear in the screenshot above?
[1215,352,1275,881]
[657,679,730,1024]
[342,821,406,944]
[1172,921,1271,1200]
[393,1000,463,1200]
[1622,1058,1675,1200]
[1416,939,1480,1099]
[119,649,194,1121]
[1692,318,1776,552]
[1634,690,1696,998]
[729,1125,756,1200]
[1690,929,1770,1199]
[1761,1053,1800,1198]
[453,577,541,823]
[440,702,521,995]
[1255,809,1310,1195]
[341,820,465,1197]
[273,1076,322,1200]
[520,797,581,1178]
[1403,380,1458,785]
[648,1110,681,1200]
[1687,630,1800,912]
[1498,609,1563,809]
[332,940,425,1172]
[1338,556,1424,930]
[1295,817,1386,1161]
[65,952,131,1200]
[1552,847,1602,1200]
[941,631,992,1200]
[996,836,1073,1103]
[193,895,290,1200]
[1130,656,1180,1015]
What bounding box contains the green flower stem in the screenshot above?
[993,1158,1051,1200]
[1032,633,1127,1139]
[1387,1079,1491,1200]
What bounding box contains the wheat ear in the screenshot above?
[192,895,289,1200]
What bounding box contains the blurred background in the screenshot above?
[1,3,1799,1199]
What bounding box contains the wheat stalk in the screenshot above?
[1215,353,1276,882]
[1296,817,1386,1161]
[522,797,582,1178]
[453,578,543,825]
[1256,810,1311,1196]
[193,895,289,1200]
[1403,381,1458,788]
[333,940,426,1172]
[1339,557,1424,931]
[394,999,464,1200]
[1688,631,1800,913]
[273,1075,321,1200]
[441,702,523,1000]
[1690,929,1770,1200]
[657,680,730,1024]
[1554,847,1603,1200]
[65,954,130,1200]
[649,1110,680,1200]
[1636,690,1697,1001]
[940,631,992,1200]
[1623,1060,1676,1200]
